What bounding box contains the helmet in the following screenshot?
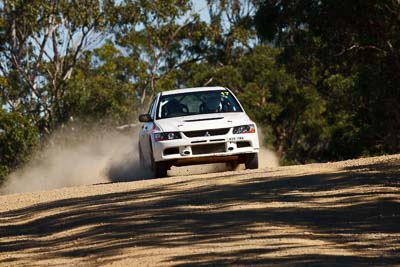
[205,93,221,111]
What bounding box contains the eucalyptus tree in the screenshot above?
[0,109,38,184]
[255,0,400,158]
[205,0,259,65]
[110,0,209,111]
[0,0,114,133]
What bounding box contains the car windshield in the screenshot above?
[157,90,243,119]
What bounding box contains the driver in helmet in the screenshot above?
[203,92,222,113]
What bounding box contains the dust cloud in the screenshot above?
[257,128,280,168]
[0,126,151,195]
[0,124,279,195]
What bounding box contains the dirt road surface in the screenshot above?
[1,155,399,266]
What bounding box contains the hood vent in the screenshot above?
[183,117,224,122]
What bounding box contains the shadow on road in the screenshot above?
[0,159,399,266]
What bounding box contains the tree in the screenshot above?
[112,0,210,112]
[205,0,259,65]
[0,109,38,184]
[255,0,400,160]
[237,46,327,163]
[64,42,138,125]
[0,0,113,134]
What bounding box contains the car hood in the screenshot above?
[155,112,254,132]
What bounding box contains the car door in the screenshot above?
[139,96,158,165]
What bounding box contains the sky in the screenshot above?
[192,0,210,22]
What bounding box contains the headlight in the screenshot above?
[233,124,256,134]
[154,132,181,142]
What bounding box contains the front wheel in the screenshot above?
[149,140,168,178]
[226,160,239,171]
[139,144,146,168]
[244,153,258,169]
[151,152,168,178]
[153,161,168,178]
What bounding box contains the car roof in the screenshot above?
[160,86,228,96]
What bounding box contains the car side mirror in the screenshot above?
[139,114,153,122]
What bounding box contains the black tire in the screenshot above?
[226,160,239,171]
[153,161,168,178]
[139,144,145,169]
[244,153,258,169]
[148,139,168,178]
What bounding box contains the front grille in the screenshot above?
[183,128,230,138]
[192,143,226,155]
[237,141,251,148]
[164,147,179,156]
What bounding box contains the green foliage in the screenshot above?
[113,0,206,110]
[64,44,138,125]
[0,0,115,133]
[0,110,38,184]
[236,46,327,163]
[255,0,400,162]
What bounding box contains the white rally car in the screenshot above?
[138,86,259,177]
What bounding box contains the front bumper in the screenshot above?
[152,129,260,165]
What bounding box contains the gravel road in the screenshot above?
[1,154,399,266]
